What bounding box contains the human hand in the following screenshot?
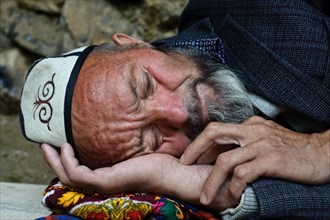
[180,116,330,205]
[41,143,164,193]
[41,143,242,210]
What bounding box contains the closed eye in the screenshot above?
[142,66,155,98]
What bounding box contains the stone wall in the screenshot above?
[0,0,187,184]
[1,0,188,114]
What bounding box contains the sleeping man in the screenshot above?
[20,0,330,219]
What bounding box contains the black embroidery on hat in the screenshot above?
[33,73,55,131]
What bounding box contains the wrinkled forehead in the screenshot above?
[72,47,149,132]
[77,49,137,106]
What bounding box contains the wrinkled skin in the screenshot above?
[42,116,330,210]
[180,116,330,205]
[71,33,214,169]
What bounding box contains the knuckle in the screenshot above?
[244,117,279,134]
[207,121,220,129]
[251,124,273,137]
[216,153,231,165]
[257,137,281,150]
[205,122,221,136]
[257,137,273,147]
[254,124,268,133]
[233,165,249,181]
[246,115,264,123]
[189,142,200,152]
[185,144,195,155]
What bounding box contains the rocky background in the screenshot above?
[0,0,187,184]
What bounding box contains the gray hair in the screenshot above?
[155,45,255,124]
[203,67,255,123]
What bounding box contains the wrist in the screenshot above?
[164,163,212,204]
[311,129,330,183]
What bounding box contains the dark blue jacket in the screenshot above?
[158,0,330,126]
[154,0,330,219]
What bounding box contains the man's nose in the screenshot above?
[149,94,189,128]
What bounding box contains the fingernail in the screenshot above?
[200,192,208,204]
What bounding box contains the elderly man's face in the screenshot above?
[71,34,254,168]
[72,45,215,168]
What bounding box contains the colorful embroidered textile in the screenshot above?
[39,178,220,220]
[37,215,81,220]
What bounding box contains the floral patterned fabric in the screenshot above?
[39,178,220,220]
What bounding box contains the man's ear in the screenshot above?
[112,33,147,45]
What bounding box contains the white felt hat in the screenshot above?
[20,45,95,149]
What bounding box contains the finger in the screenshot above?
[206,176,235,211]
[200,146,257,205]
[226,139,294,202]
[243,116,283,129]
[180,123,242,165]
[227,159,266,202]
[60,143,96,187]
[41,143,70,183]
[180,136,213,165]
[196,144,237,164]
[40,144,51,167]
[60,143,81,170]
